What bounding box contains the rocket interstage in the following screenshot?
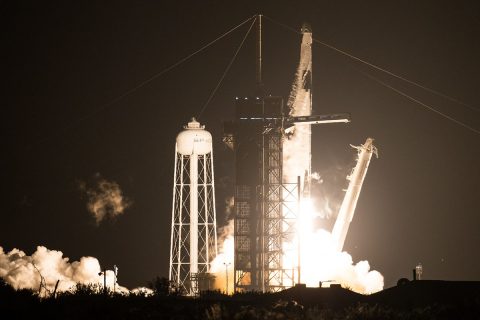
[169,118,218,296]
[332,138,378,252]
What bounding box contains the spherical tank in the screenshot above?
[176,118,212,155]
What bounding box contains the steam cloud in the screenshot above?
[210,220,234,293]
[210,219,383,294]
[79,175,132,224]
[224,196,235,218]
[210,197,235,293]
[311,170,348,220]
[0,246,129,295]
[298,228,384,293]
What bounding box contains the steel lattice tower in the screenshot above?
[224,97,299,292]
[261,125,299,291]
[169,118,218,296]
[223,17,349,293]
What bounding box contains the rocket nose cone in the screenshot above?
[301,23,312,33]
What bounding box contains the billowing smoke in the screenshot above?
[296,223,384,293]
[283,163,384,293]
[208,216,383,294]
[209,221,384,294]
[284,130,384,294]
[311,170,348,220]
[224,196,235,219]
[311,172,323,184]
[0,246,128,295]
[210,220,234,293]
[79,174,132,224]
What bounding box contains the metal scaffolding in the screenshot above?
[261,127,299,291]
[225,97,300,292]
[223,17,350,293]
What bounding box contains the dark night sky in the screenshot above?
[5,1,480,289]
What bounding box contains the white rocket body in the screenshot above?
[283,25,313,189]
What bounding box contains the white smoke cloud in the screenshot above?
[130,286,154,296]
[79,174,132,224]
[224,196,235,219]
[208,219,383,295]
[283,122,311,186]
[298,229,383,294]
[207,197,236,293]
[0,246,128,295]
[210,219,234,294]
[311,166,355,221]
[311,172,323,184]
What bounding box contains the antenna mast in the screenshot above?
[256,14,263,92]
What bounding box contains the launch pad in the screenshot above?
[169,15,381,295]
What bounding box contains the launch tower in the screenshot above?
[224,96,300,292]
[224,16,350,292]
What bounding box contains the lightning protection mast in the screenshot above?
[169,118,218,296]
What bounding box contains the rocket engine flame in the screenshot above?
[282,141,384,294]
[211,202,384,295]
[285,199,384,294]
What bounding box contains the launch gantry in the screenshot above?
[224,16,350,293]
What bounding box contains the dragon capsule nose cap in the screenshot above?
[301,23,312,33]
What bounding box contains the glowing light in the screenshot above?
[210,192,383,295]
[210,221,234,294]
[286,196,384,294]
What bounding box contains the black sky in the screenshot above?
[5,1,480,289]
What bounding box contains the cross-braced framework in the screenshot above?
[228,97,303,293]
[261,128,299,292]
[170,150,218,296]
[226,19,350,293]
[233,184,254,290]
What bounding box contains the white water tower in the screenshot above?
[169,118,218,295]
